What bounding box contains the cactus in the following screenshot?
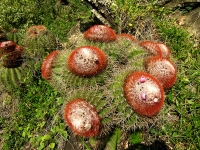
[67,46,107,77]
[6,28,24,45]
[0,27,7,42]
[0,41,30,91]
[84,25,117,42]
[23,25,58,71]
[123,71,165,117]
[139,40,163,57]
[41,50,59,80]
[154,42,170,58]
[42,24,177,149]
[0,41,23,67]
[117,33,137,42]
[0,65,28,90]
[140,40,170,58]
[24,25,57,56]
[63,98,101,137]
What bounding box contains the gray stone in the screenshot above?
[165,0,200,9]
[183,7,200,37]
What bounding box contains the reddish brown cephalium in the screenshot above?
[68,46,107,77]
[139,40,162,56]
[26,25,47,36]
[155,42,170,58]
[124,71,165,117]
[117,33,137,42]
[64,99,101,137]
[2,45,23,60]
[84,25,117,42]
[0,41,16,53]
[145,56,177,89]
[41,50,59,80]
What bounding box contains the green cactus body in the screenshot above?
[24,30,57,57]
[23,25,57,70]
[6,28,23,45]
[0,27,7,42]
[71,34,148,65]
[0,64,28,90]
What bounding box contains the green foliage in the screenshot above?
[2,78,67,149]
[0,0,57,30]
[152,19,200,149]
[49,0,92,41]
[104,128,123,150]
[129,131,142,145]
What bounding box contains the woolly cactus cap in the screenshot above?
[84,25,117,42]
[124,71,165,117]
[139,40,162,56]
[25,25,47,37]
[2,45,23,60]
[63,99,101,137]
[144,56,177,89]
[155,42,170,58]
[0,41,16,53]
[117,33,137,42]
[0,41,23,68]
[68,46,107,77]
[24,25,57,58]
[41,50,59,80]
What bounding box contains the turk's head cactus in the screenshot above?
[84,25,117,42]
[23,25,57,66]
[41,50,59,80]
[67,46,107,77]
[21,25,59,75]
[124,71,165,117]
[63,98,101,137]
[0,40,30,91]
[0,40,23,68]
[41,24,177,148]
[117,33,137,42]
[140,40,170,58]
[144,56,177,89]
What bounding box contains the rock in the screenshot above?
[165,0,200,9]
[184,7,200,37]
[82,0,117,29]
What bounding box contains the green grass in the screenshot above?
[0,0,199,149]
[154,20,200,149]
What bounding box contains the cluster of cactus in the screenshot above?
[0,25,58,91]
[0,23,177,148]
[41,25,177,149]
